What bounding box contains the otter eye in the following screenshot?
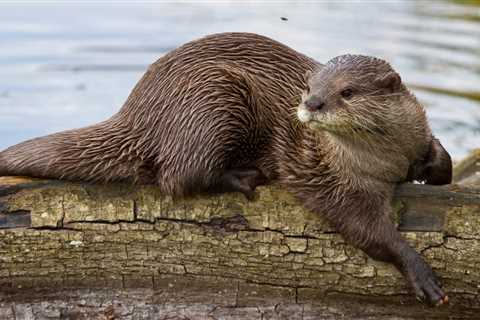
[341,88,354,100]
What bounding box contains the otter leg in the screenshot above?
[213,168,268,200]
[318,193,447,306]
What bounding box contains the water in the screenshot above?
[0,1,479,160]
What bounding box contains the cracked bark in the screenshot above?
[0,159,479,319]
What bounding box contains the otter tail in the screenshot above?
[0,134,61,179]
[0,120,141,183]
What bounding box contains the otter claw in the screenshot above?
[434,295,449,307]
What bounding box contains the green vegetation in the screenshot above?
[452,0,480,5]
[409,83,480,102]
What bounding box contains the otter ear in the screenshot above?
[374,72,402,93]
[422,138,452,185]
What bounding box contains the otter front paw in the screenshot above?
[405,256,448,306]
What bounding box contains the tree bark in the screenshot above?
[0,172,479,319]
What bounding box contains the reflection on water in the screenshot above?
[0,1,479,159]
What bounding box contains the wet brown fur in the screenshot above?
[0,33,452,305]
[0,33,317,196]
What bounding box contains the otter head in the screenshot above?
[297,54,452,185]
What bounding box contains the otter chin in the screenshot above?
[297,108,337,132]
[0,33,452,306]
[297,107,313,123]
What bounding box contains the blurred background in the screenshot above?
[0,0,479,160]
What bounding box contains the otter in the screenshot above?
[0,32,451,305]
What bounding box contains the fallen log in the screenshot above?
[454,149,480,186]
[0,174,479,319]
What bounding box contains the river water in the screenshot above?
[0,1,479,160]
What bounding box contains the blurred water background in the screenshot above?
[0,0,479,160]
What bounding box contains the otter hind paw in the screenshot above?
[217,168,267,201]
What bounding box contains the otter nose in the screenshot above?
[304,98,324,112]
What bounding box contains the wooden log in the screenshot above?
[0,175,479,318]
[454,149,480,186]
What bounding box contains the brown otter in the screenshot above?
[0,32,451,305]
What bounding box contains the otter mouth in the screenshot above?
[297,107,313,123]
[297,104,385,137]
[297,104,334,131]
